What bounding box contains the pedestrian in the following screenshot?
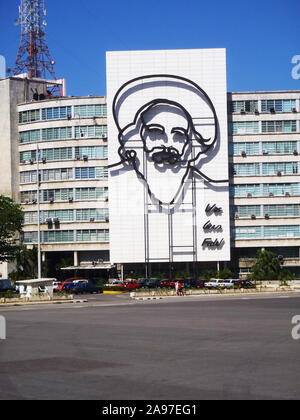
[178,281,183,296]
[175,281,179,296]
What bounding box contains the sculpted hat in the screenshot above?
[112,74,218,151]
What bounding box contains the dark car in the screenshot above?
[69,283,103,295]
[184,278,205,288]
[234,280,255,289]
[61,282,76,292]
[0,279,16,293]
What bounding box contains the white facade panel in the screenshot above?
[107,49,230,264]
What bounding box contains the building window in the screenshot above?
[41,106,72,120]
[74,146,108,159]
[19,109,41,123]
[75,187,108,200]
[42,168,73,182]
[41,147,73,161]
[231,142,260,155]
[41,127,73,141]
[263,205,299,217]
[234,205,261,218]
[262,141,298,154]
[20,130,41,144]
[262,183,299,196]
[75,208,109,222]
[261,121,297,133]
[232,163,260,176]
[264,225,299,238]
[231,122,259,135]
[261,99,296,113]
[74,104,107,118]
[20,170,38,184]
[231,101,258,113]
[231,184,261,197]
[76,229,109,242]
[262,162,298,175]
[75,125,107,139]
[234,227,262,239]
[43,230,74,243]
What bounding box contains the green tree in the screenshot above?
[10,246,41,281]
[0,195,23,263]
[250,250,281,281]
[218,268,233,279]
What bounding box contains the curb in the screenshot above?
[131,290,300,299]
[135,297,163,301]
[0,299,75,307]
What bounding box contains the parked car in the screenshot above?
[233,280,255,289]
[61,282,77,292]
[0,279,16,293]
[159,279,176,288]
[205,279,236,289]
[122,281,141,291]
[65,277,87,283]
[185,279,206,289]
[105,280,124,286]
[56,281,73,292]
[72,279,88,285]
[69,283,103,295]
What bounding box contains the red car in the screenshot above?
[56,281,73,292]
[159,279,176,288]
[122,281,141,291]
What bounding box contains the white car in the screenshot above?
[105,280,124,286]
[205,279,235,289]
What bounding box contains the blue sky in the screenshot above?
[0,0,299,96]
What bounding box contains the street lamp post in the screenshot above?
[36,144,42,280]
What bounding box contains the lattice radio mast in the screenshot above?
[13,0,57,82]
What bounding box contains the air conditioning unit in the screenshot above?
[277,171,282,176]
[254,109,259,115]
[234,213,239,219]
[240,109,246,115]
[105,217,109,222]
[29,158,35,165]
[292,108,297,113]
[251,214,256,220]
[269,193,274,197]
[90,217,95,222]
[32,199,37,204]
[241,150,246,157]
[69,197,73,203]
[75,154,80,160]
[42,157,46,164]
[270,107,275,114]
[285,192,291,197]
[49,198,54,204]
[83,155,88,161]
[263,150,269,155]
[265,214,270,220]
[247,193,252,198]
[293,150,298,156]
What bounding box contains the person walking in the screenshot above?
[178,281,183,296]
[175,281,179,296]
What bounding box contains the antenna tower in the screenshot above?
[13,0,58,82]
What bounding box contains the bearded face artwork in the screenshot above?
[109,75,228,206]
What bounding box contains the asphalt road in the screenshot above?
[0,293,300,400]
